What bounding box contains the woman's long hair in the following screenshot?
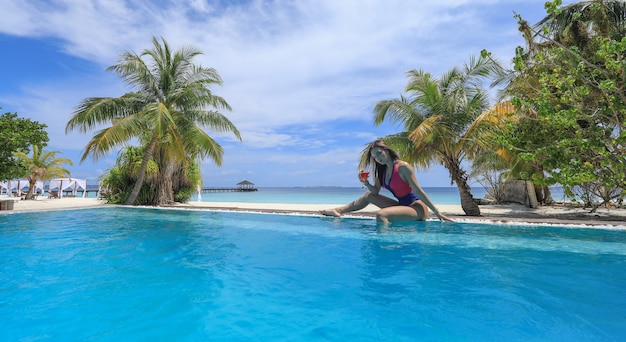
[364,139,401,186]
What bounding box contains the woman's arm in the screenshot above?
[397,162,453,222]
[361,171,381,195]
[359,169,380,195]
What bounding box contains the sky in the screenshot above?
[0,0,553,188]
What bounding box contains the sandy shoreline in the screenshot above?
[3,197,625,228]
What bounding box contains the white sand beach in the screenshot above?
[4,196,625,228]
[5,197,108,212]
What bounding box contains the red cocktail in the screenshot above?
[359,170,369,182]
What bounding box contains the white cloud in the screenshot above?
[0,0,550,186]
[237,130,295,149]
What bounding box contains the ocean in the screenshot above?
[193,186,487,205]
[45,185,475,204]
[77,185,567,206]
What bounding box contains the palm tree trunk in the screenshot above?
[24,192,33,200]
[124,136,158,205]
[156,160,175,206]
[446,159,481,216]
[24,179,36,200]
[456,181,481,216]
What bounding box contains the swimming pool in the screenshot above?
[1,207,625,340]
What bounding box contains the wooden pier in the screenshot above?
[200,187,258,193]
[200,180,258,193]
[59,188,258,195]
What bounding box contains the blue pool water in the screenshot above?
[1,207,625,340]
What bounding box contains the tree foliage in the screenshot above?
[99,146,159,204]
[100,146,200,205]
[13,145,73,200]
[0,112,49,181]
[501,0,626,205]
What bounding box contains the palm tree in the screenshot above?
[534,0,626,44]
[66,36,241,205]
[13,145,73,200]
[372,55,503,216]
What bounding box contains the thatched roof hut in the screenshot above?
[236,180,257,191]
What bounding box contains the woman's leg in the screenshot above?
[320,192,397,217]
[375,200,429,224]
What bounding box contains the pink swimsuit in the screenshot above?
[383,163,419,206]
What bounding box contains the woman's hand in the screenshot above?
[358,170,370,189]
[358,169,369,182]
[436,212,454,222]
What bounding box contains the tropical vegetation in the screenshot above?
[66,36,241,206]
[498,0,626,208]
[366,0,625,213]
[98,145,202,205]
[13,145,73,200]
[0,111,49,182]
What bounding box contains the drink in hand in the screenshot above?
[359,170,369,182]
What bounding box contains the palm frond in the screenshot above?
[183,126,225,165]
[374,96,424,130]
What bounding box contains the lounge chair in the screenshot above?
[48,191,59,199]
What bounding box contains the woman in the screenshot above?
[320,139,453,224]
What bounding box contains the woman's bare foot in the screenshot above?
[319,209,341,217]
